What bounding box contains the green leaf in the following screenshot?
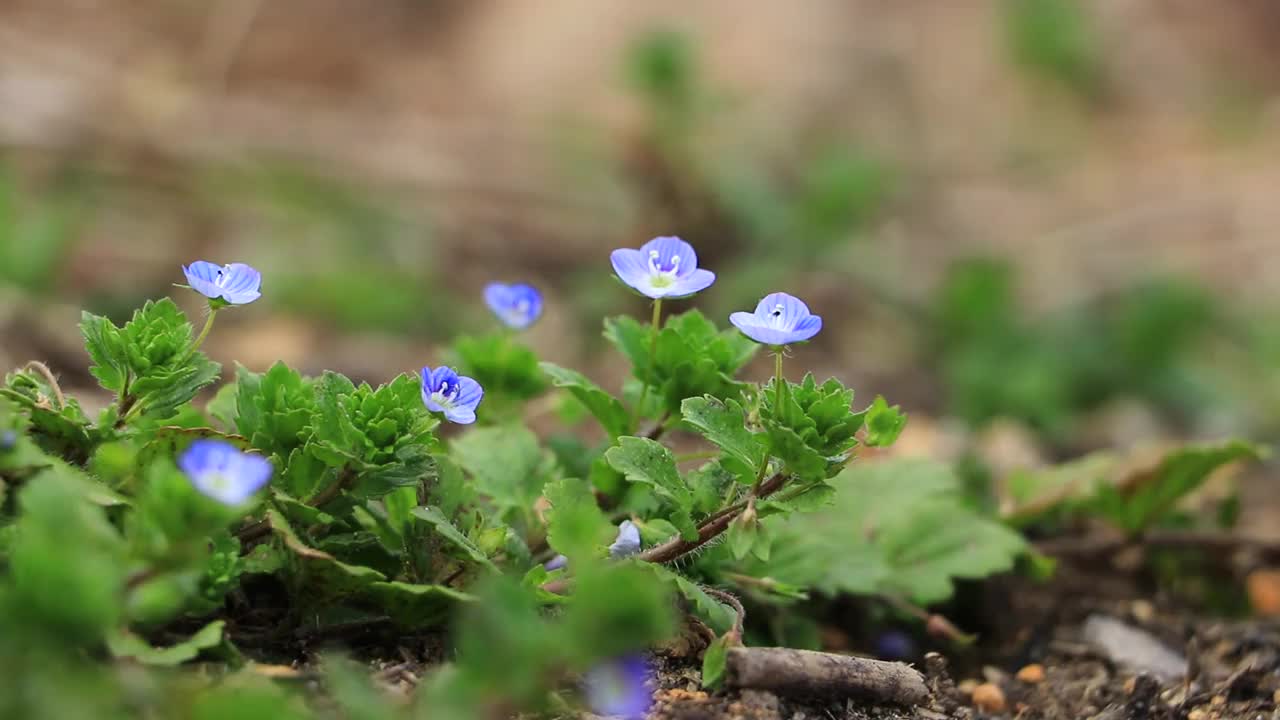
[8,468,128,644]
[543,477,614,562]
[765,424,827,482]
[863,395,907,448]
[1098,441,1261,533]
[604,315,652,374]
[757,459,1027,604]
[452,424,552,520]
[81,299,223,420]
[563,564,675,661]
[701,635,730,689]
[540,363,631,438]
[266,509,387,597]
[645,565,736,633]
[410,506,499,572]
[235,362,316,460]
[728,513,757,561]
[366,581,474,629]
[451,333,548,405]
[605,437,697,540]
[80,311,128,392]
[107,620,226,666]
[680,396,765,481]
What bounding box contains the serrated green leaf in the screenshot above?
[107,620,226,666]
[765,424,827,481]
[451,425,551,520]
[543,477,613,562]
[605,437,697,540]
[604,315,652,375]
[80,311,128,392]
[680,396,765,480]
[411,506,498,572]
[267,509,386,597]
[540,362,631,438]
[863,395,907,447]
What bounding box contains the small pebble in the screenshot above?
[1130,599,1155,624]
[957,679,979,696]
[971,683,1006,713]
[1187,710,1207,720]
[1210,694,1226,707]
[1015,663,1045,684]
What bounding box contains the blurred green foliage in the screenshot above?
[1003,0,1105,99]
[931,258,1220,439]
[0,160,91,294]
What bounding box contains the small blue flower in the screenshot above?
[544,554,569,571]
[484,282,543,330]
[609,520,642,559]
[611,236,715,300]
[179,439,273,506]
[584,656,654,720]
[182,261,263,306]
[0,430,17,451]
[729,292,822,346]
[420,366,484,424]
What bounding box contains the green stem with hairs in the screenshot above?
[632,298,662,430]
[181,308,219,363]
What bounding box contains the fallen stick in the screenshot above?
[724,646,930,706]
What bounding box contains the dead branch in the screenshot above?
[724,646,931,705]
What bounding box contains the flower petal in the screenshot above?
[483,283,513,316]
[667,268,715,298]
[444,406,477,424]
[790,314,823,342]
[610,249,651,292]
[729,315,799,346]
[454,376,484,409]
[640,236,698,277]
[609,520,642,558]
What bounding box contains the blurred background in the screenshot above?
[4,0,1280,484]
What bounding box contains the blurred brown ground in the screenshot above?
[2,0,1280,392]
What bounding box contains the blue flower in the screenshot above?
[484,282,543,330]
[729,292,822,346]
[610,236,715,300]
[584,656,654,720]
[182,262,263,306]
[179,439,273,506]
[544,554,569,571]
[421,366,483,424]
[0,430,16,451]
[609,520,642,559]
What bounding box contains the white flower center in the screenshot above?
[432,379,460,408]
[213,265,236,288]
[647,250,681,288]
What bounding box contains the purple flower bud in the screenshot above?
[609,520,642,559]
[544,554,569,571]
[610,236,716,300]
[729,292,822,346]
[179,439,273,506]
[420,366,484,424]
[182,261,263,306]
[484,282,543,330]
[584,655,653,719]
[0,430,17,451]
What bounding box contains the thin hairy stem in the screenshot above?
[632,298,662,429]
[22,361,65,408]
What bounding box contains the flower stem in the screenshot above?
[632,298,662,430]
[183,308,219,362]
[773,348,784,413]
